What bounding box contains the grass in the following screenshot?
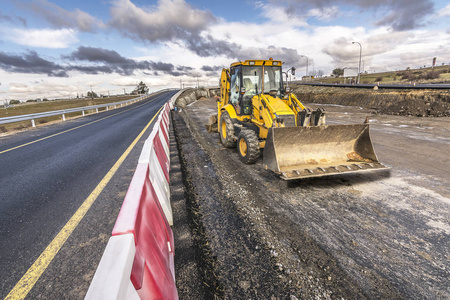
[315,65,450,85]
[0,95,138,134]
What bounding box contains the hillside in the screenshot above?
[291,85,450,117]
[313,65,450,85]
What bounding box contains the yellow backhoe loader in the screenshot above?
[206,58,387,180]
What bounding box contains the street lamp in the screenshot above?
[300,55,309,81]
[352,41,362,84]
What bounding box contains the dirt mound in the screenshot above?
[378,98,449,117]
[292,85,450,117]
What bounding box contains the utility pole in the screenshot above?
[301,55,309,81]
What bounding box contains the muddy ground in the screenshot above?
[171,95,449,299]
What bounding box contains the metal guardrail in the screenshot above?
[0,89,177,127]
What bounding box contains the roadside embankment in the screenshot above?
[174,88,220,108]
[292,85,450,117]
[170,89,449,299]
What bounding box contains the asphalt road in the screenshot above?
[0,90,177,299]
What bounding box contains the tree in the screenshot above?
[332,68,344,77]
[87,91,98,99]
[133,81,149,95]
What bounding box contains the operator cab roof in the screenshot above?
[231,59,283,67]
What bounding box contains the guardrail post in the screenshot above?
[106,106,109,111]
[62,114,66,121]
[82,111,85,116]
[31,119,36,128]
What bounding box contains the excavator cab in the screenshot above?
[229,63,285,116]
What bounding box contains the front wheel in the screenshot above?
[219,111,236,148]
[237,129,260,164]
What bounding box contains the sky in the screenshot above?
[0,0,449,101]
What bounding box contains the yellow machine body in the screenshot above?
[213,59,387,180]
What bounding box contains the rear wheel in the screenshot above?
[237,129,260,164]
[219,111,236,148]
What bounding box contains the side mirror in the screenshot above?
[291,67,296,75]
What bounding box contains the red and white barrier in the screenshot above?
[112,163,176,299]
[86,97,178,299]
[85,234,140,300]
[138,107,172,226]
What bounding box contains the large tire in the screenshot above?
[237,129,260,164]
[219,111,236,148]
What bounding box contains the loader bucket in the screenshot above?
[263,124,388,180]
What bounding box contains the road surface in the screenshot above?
[0,90,177,299]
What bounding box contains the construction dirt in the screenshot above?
[171,94,450,299]
[291,85,450,117]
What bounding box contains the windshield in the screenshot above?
[242,65,283,96]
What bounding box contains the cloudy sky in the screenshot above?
[0,0,449,100]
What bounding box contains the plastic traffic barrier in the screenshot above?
[148,146,172,226]
[112,163,176,299]
[87,95,179,300]
[138,129,172,224]
[85,234,140,300]
[152,130,170,182]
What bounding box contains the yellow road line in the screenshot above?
[4,105,164,300]
[0,97,153,155]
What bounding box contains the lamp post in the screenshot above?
[301,55,309,81]
[352,41,362,84]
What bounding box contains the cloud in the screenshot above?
[65,46,194,76]
[201,64,224,76]
[257,2,308,27]
[373,0,434,31]
[109,0,239,57]
[109,0,216,41]
[3,28,78,48]
[307,6,340,21]
[8,81,80,100]
[0,11,27,26]
[231,46,306,67]
[111,77,169,87]
[437,4,450,17]
[321,31,414,67]
[201,65,223,72]
[0,50,68,77]
[273,0,434,31]
[184,34,240,58]
[0,47,196,78]
[20,0,103,32]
